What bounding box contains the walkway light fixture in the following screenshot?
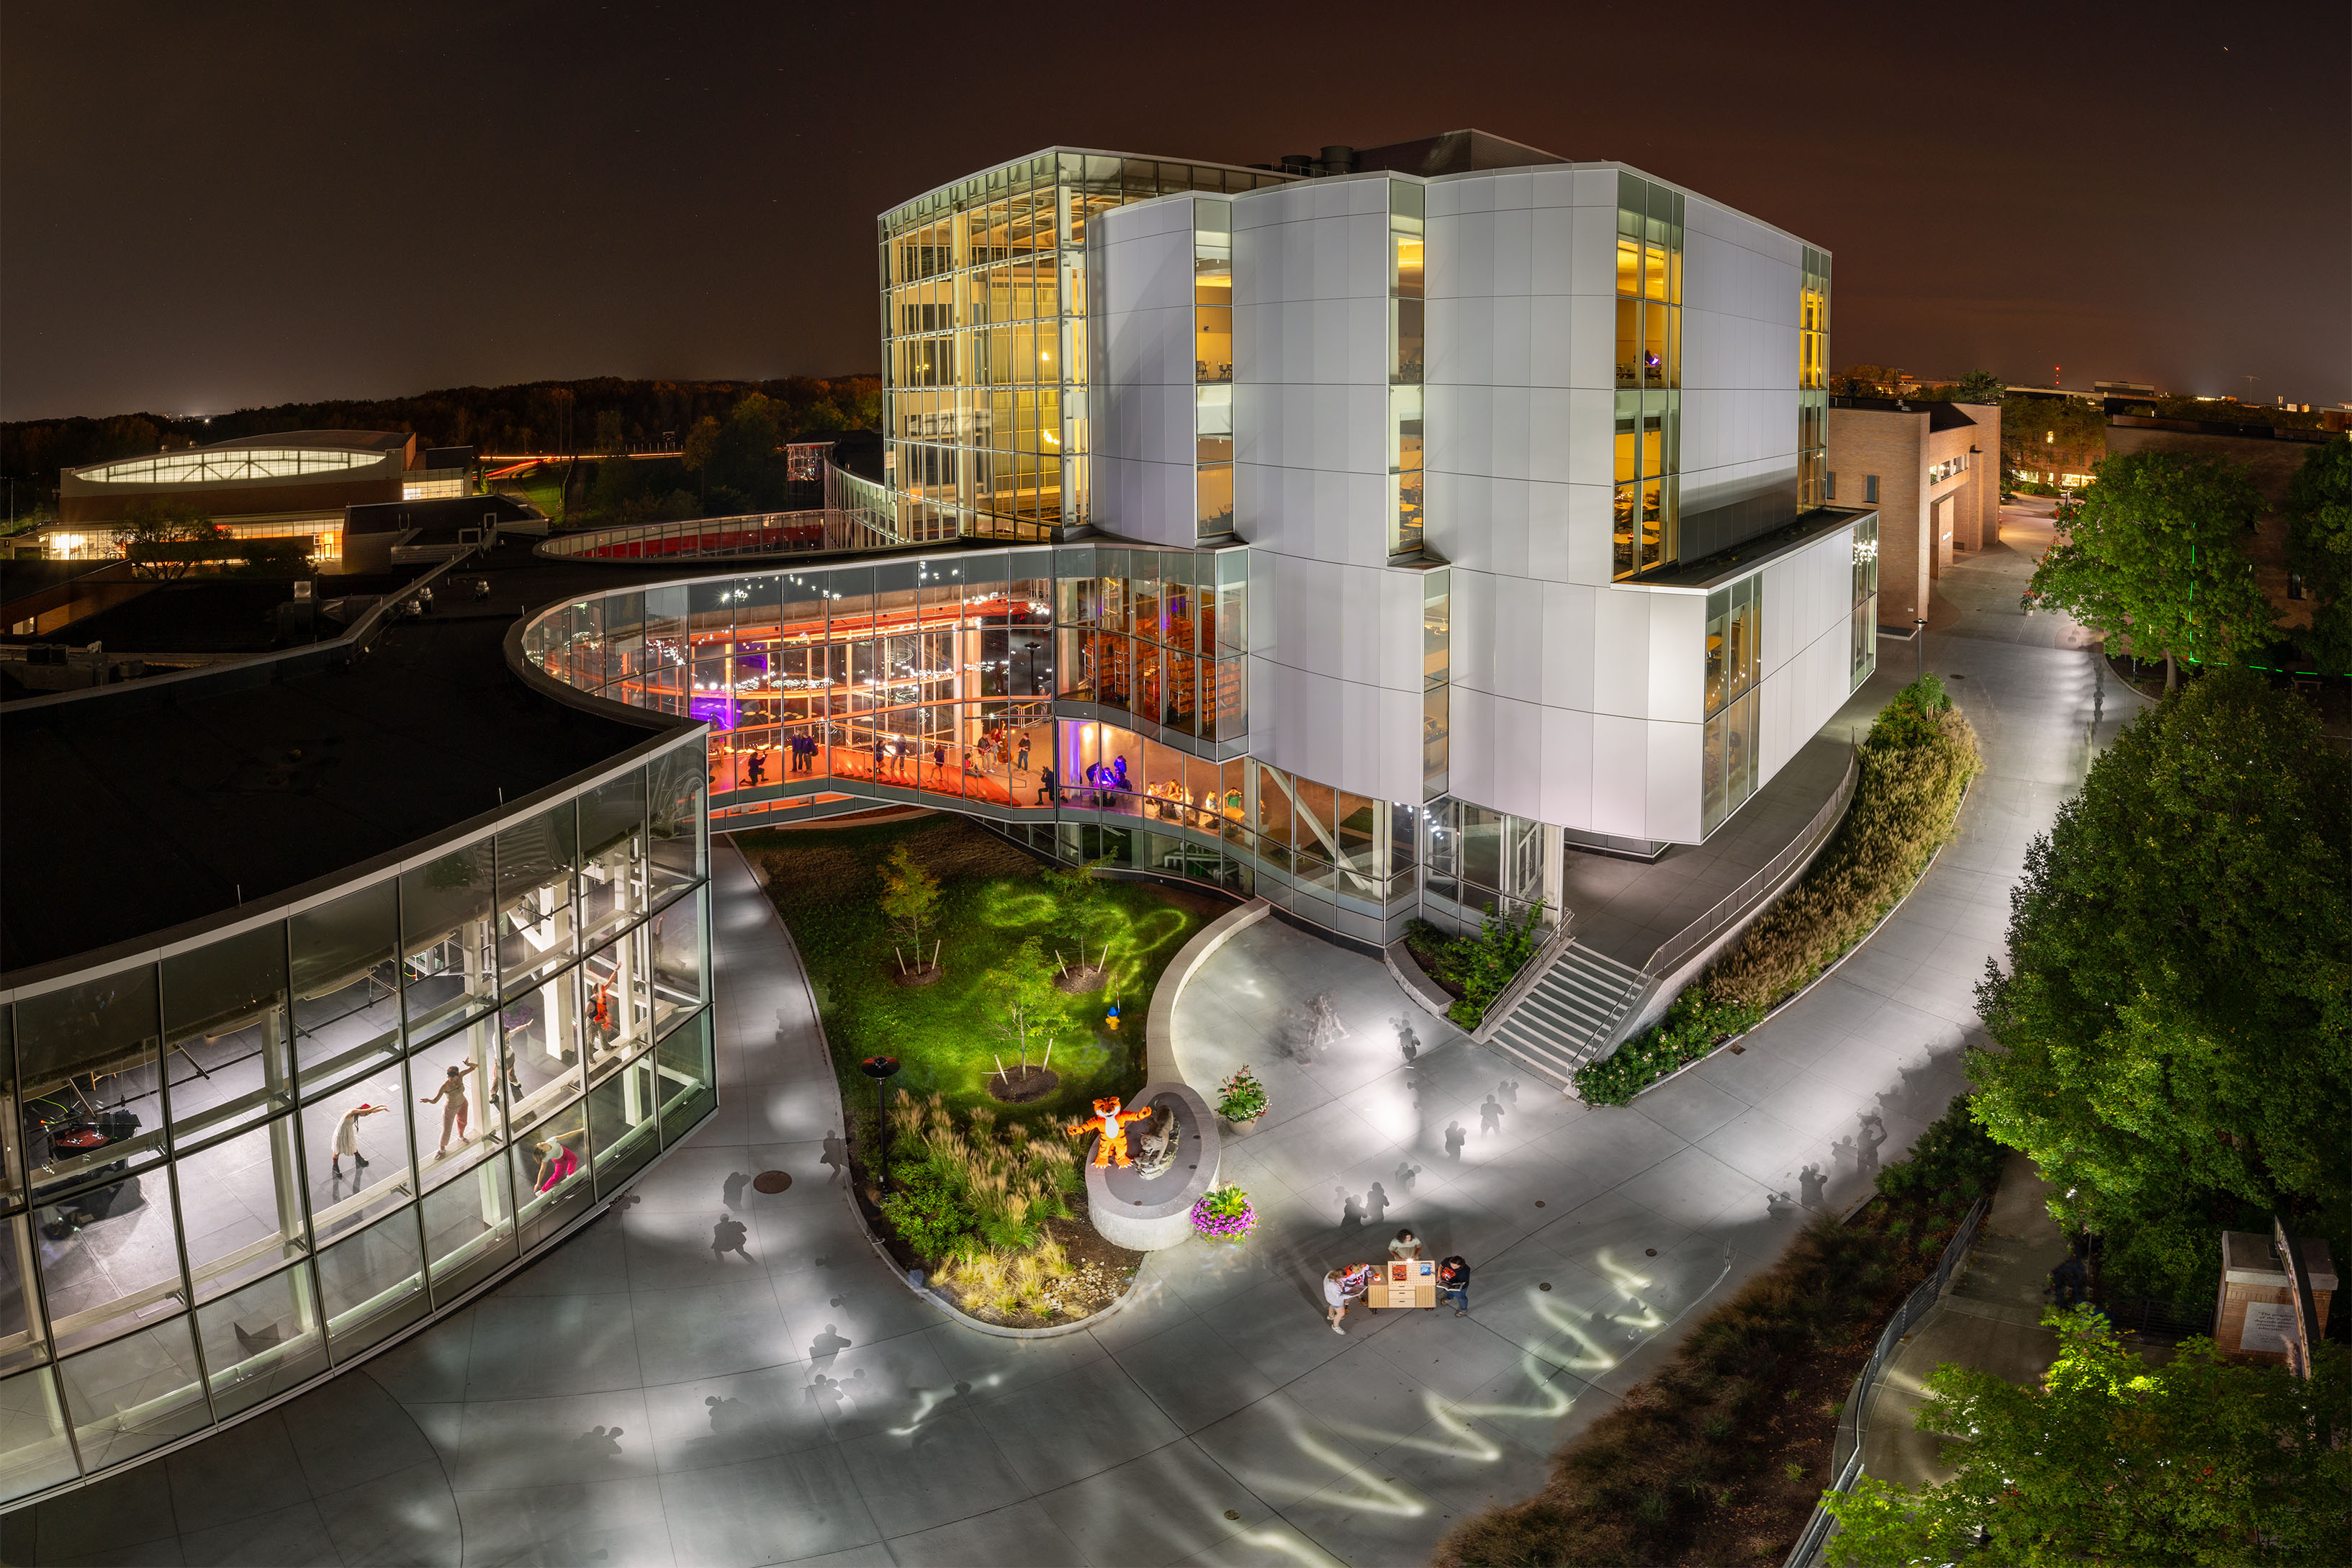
[860,1055,901,1191]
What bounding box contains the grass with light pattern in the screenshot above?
[738,816,1209,1123]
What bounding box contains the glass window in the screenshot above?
[314,1206,425,1365]
[646,749,706,905]
[411,1025,508,1191]
[300,1065,409,1245]
[174,1116,308,1305]
[56,1317,207,1471]
[194,1261,325,1420]
[422,1155,515,1307]
[587,1047,662,1197]
[571,771,639,950]
[163,922,292,1150]
[290,880,400,1086]
[657,1009,715,1145]
[496,803,577,996]
[16,967,166,1207]
[513,1099,590,1253]
[0,1366,77,1505]
[400,836,495,1041]
[0,1214,33,1374]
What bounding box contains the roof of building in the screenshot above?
[1351,130,1569,176]
[1831,396,1990,433]
[0,557,118,612]
[0,537,689,980]
[344,492,542,539]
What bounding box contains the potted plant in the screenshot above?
[1189,1183,1256,1243]
[1216,1065,1267,1129]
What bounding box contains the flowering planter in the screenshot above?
[1189,1184,1256,1242]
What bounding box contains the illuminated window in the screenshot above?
[78,448,388,485]
[1613,174,1682,579]
[1701,577,1763,834]
[1390,180,1428,556]
[1798,248,1831,509]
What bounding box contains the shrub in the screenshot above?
[1574,677,1979,1105]
[1406,901,1549,1029]
[878,1091,1078,1263]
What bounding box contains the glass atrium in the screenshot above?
[0,735,713,1503]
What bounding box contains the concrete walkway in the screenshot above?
[1857,1154,2073,1489]
[5,506,2140,1567]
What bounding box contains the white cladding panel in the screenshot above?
[1091,196,1204,548]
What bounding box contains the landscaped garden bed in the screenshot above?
[747,815,1215,1121]
[864,1090,1145,1328]
[745,814,1212,1326]
[1402,900,1548,1029]
[1574,675,1981,1105]
[1436,1098,2009,1568]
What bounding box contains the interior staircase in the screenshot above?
[1484,942,1648,1088]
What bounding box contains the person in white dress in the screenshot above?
[332,1101,391,1176]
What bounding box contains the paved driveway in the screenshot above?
[8,511,2137,1567]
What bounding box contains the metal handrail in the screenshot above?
[1783,1194,1990,1568]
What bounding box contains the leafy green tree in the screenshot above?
[1952,368,2005,404]
[981,937,1076,1069]
[877,842,942,967]
[1043,853,1117,968]
[1969,670,2352,1298]
[2024,450,2273,690]
[2284,439,2352,672]
[1823,1306,2349,1567]
[2001,394,2107,490]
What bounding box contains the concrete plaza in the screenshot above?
[4,507,2137,1567]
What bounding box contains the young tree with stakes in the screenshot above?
[982,937,1075,1084]
[878,842,942,975]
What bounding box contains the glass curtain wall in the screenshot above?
[1700,577,1764,834]
[0,739,713,1505]
[1390,181,1426,557]
[1194,202,1235,537]
[1421,799,1551,936]
[1613,173,1685,580]
[1849,514,1879,686]
[878,151,1291,544]
[1800,248,1831,509]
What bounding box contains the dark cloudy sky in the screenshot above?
[4,1,2345,421]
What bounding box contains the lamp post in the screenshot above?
[1915,617,1927,682]
[860,1055,900,1193]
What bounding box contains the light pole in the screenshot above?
[1915,617,1927,682]
[860,1055,901,1193]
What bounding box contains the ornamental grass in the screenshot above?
[1575,676,1980,1106]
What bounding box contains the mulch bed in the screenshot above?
[888,962,943,988]
[1054,964,1109,993]
[986,1066,1059,1103]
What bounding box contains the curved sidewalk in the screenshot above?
[4,509,2132,1567]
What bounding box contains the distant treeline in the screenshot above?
[0,374,882,495]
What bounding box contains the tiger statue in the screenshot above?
[1065,1096,1154,1168]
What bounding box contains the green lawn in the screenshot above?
[742,816,1212,1124]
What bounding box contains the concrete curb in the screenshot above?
[1147,896,1271,1086]
[1382,937,1461,1024]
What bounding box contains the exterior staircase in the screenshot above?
[1482,942,1648,1088]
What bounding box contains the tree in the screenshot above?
[1043,853,1116,973]
[1968,670,2352,1299]
[1822,1306,2348,1568]
[2001,394,2107,490]
[2284,439,2352,672]
[703,393,787,512]
[1952,368,2005,404]
[981,937,1076,1071]
[120,500,223,580]
[2024,450,2273,690]
[679,415,722,477]
[1837,363,1893,396]
[877,842,942,970]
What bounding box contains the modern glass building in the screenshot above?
[527,133,1880,952]
[0,728,713,1505]
[878,150,1294,544]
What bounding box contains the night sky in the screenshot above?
[4,1,2344,421]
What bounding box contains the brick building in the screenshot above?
[1826,397,1999,634]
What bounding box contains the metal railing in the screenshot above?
[1783,1193,1990,1568]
